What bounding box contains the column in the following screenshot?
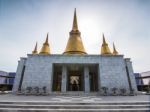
[98,64,101,92]
[61,65,67,92]
[84,66,90,92]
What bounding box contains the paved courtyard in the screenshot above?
[0,94,150,103]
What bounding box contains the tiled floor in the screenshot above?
[0,94,150,103]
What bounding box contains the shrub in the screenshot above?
[111,87,118,95]
[120,88,127,95]
[101,87,108,95]
[42,86,47,94]
[26,87,32,94]
[34,87,40,95]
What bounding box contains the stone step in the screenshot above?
[0,101,149,112]
[0,101,149,105]
[0,104,149,109]
[0,108,149,112]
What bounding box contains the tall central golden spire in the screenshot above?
[63,9,86,55]
[72,8,78,31]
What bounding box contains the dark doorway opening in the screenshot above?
[67,65,84,91]
[52,65,62,91]
[89,65,98,92]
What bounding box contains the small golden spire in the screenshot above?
[103,34,107,44]
[72,8,78,31]
[40,33,50,54]
[45,34,48,44]
[101,33,112,55]
[32,42,38,54]
[63,9,86,55]
[113,42,118,55]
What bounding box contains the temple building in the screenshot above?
[13,9,137,94]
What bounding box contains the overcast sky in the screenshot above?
[0,0,150,73]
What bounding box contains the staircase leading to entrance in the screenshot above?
[0,101,149,112]
[0,94,150,112]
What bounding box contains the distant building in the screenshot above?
[8,72,16,85]
[140,71,150,85]
[134,71,150,91]
[0,71,16,90]
[0,71,8,84]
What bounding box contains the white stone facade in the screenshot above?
[13,54,137,94]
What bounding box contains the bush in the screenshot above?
[26,87,32,94]
[120,88,127,95]
[101,87,108,95]
[42,86,47,94]
[34,87,40,93]
[111,87,118,95]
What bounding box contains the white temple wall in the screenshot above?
[99,56,130,92]
[21,55,53,93]
[16,54,136,93]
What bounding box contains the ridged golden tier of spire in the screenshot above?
[32,42,38,54]
[63,9,87,55]
[113,42,118,55]
[39,33,50,54]
[101,34,112,55]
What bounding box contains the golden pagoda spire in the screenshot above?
[103,34,107,45]
[101,33,112,55]
[40,33,50,54]
[63,9,86,55]
[113,42,118,55]
[72,8,78,31]
[45,34,49,44]
[32,42,38,54]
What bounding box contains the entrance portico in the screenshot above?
[52,64,98,93]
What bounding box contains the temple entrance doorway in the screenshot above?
[67,65,84,91]
[52,64,98,92]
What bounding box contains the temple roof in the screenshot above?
[30,9,121,56]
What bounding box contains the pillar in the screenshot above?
[84,66,90,92]
[98,64,101,92]
[61,65,67,92]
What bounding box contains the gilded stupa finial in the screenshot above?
[101,33,112,55]
[45,33,49,44]
[72,8,78,31]
[32,42,38,54]
[103,33,107,45]
[40,33,50,54]
[113,42,118,55]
